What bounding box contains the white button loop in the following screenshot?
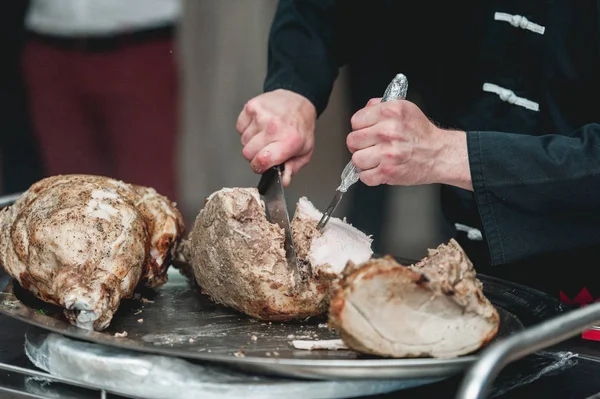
[494,12,546,35]
[482,83,540,112]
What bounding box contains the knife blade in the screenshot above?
[257,164,300,283]
[316,73,409,232]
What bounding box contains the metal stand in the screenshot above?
[456,301,600,399]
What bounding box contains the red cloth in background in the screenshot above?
[21,36,179,202]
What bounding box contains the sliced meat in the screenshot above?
[329,239,500,358]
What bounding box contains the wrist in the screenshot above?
[277,89,317,120]
[432,128,473,191]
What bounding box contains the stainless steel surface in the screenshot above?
[455,301,600,399]
[24,327,429,399]
[0,192,23,208]
[316,73,409,231]
[0,361,116,398]
[316,190,343,232]
[0,266,523,381]
[257,165,300,282]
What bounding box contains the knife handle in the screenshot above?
[257,164,284,196]
[339,73,409,192]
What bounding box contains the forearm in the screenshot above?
[263,0,348,117]
[463,124,600,265]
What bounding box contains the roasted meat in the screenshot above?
[329,239,500,358]
[0,175,184,331]
[187,187,373,321]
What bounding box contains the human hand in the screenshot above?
[236,89,317,187]
[346,98,472,190]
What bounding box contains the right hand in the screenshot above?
[236,89,317,187]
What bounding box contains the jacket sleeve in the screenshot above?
[263,0,351,117]
[467,123,600,266]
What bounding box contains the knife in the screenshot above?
[257,164,300,284]
[316,73,409,232]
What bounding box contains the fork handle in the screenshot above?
[339,73,409,192]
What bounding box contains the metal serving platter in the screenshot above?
[0,266,522,381]
[0,193,524,381]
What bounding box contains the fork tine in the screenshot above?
[316,191,343,231]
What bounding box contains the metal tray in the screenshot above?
[0,192,524,382]
[0,266,523,381]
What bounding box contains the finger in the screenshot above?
[282,154,311,187]
[351,145,381,171]
[365,97,382,107]
[350,103,382,130]
[346,126,380,153]
[236,109,252,134]
[241,130,268,162]
[240,118,260,146]
[282,160,293,186]
[359,168,383,187]
[236,100,257,133]
[250,137,303,174]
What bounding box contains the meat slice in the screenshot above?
[328,239,500,358]
[187,187,373,321]
[0,175,184,331]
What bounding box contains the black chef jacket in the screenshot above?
[262,0,600,305]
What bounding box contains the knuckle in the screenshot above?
[258,150,271,164]
[265,119,279,136]
[255,114,268,127]
[361,174,377,187]
[379,103,399,118]
[382,150,396,160]
[375,127,393,141]
[351,152,361,167]
[244,99,258,115]
[350,113,361,129]
[241,147,252,160]
[346,134,356,151]
[380,164,395,176]
[287,133,302,149]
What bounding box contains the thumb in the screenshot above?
[365,97,383,107]
[282,155,310,187]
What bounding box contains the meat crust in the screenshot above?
[188,187,373,321]
[0,174,184,331]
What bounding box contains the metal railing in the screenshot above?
[456,301,600,399]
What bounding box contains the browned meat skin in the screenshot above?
[329,239,500,359]
[188,187,373,321]
[0,174,184,331]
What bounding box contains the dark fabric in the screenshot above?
[0,0,45,194]
[263,0,600,300]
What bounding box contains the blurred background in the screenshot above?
[1,0,452,261]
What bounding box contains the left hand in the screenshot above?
[346,98,472,190]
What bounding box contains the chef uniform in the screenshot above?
[262,0,600,305]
